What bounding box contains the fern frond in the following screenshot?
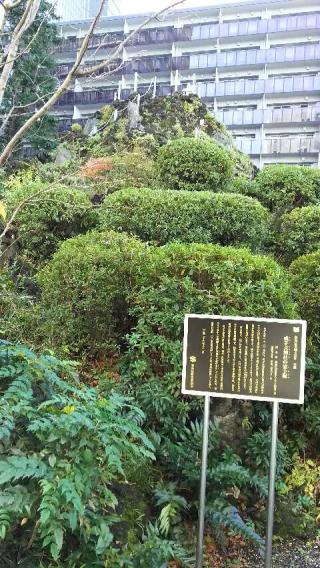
[0,456,47,484]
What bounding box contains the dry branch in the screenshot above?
[0,0,186,166]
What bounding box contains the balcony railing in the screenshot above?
[173,43,320,71]
[265,137,320,154]
[57,32,124,53]
[127,27,179,45]
[122,56,172,74]
[216,106,320,126]
[191,13,320,41]
[234,136,320,155]
[56,90,117,107]
[58,59,121,77]
[56,12,320,56]
[198,75,320,98]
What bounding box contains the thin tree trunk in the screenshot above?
[0,0,41,107]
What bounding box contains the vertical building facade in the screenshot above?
[55,0,121,21]
[54,0,320,168]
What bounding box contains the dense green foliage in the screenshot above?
[290,251,320,351]
[0,342,155,564]
[36,231,148,355]
[251,165,320,213]
[276,205,320,264]
[4,177,97,266]
[156,138,233,192]
[99,188,270,249]
[0,1,60,160]
[124,242,294,384]
[35,235,294,359]
[1,88,319,563]
[99,150,156,194]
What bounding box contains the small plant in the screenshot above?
[245,429,291,478]
[70,123,83,134]
[154,482,189,536]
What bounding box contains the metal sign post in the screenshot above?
[195,395,210,568]
[182,314,306,568]
[265,401,280,568]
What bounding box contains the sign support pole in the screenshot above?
[265,401,279,568]
[196,395,210,568]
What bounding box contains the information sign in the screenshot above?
[182,315,306,404]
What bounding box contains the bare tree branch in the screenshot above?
[0,0,186,166]
[0,0,41,106]
[0,1,24,37]
[0,0,56,70]
[75,0,186,77]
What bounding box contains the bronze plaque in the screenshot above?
[182,315,306,404]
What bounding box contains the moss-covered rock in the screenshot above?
[88,93,231,157]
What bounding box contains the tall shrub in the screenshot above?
[4,179,97,266]
[124,243,295,383]
[36,231,148,356]
[156,138,233,192]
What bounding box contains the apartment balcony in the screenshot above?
[57,59,121,77]
[189,13,320,41]
[173,43,320,72]
[234,136,320,155]
[122,56,172,75]
[56,90,117,107]
[57,32,124,54]
[217,107,320,126]
[198,75,320,99]
[264,137,320,154]
[234,139,262,154]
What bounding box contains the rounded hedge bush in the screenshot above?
[99,188,270,250]
[37,230,148,356]
[5,181,97,266]
[125,242,295,381]
[156,137,233,192]
[36,233,294,359]
[290,251,320,351]
[277,205,320,264]
[252,165,320,213]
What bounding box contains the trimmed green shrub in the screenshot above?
[4,180,97,266]
[252,165,320,213]
[36,230,148,356]
[124,243,295,383]
[290,251,320,351]
[277,205,320,264]
[156,137,233,192]
[99,188,270,250]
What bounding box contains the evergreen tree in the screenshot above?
[0,0,60,161]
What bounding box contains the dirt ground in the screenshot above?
[242,540,320,568]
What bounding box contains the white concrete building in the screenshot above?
[55,0,121,21]
[53,0,320,168]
